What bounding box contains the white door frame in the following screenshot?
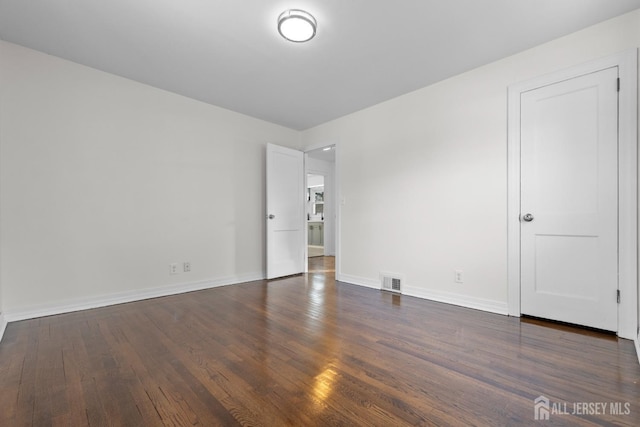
[304,141,340,277]
[507,49,638,340]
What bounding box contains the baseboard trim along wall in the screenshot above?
[635,336,640,365]
[3,272,265,324]
[0,313,7,344]
[338,274,509,316]
[403,286,510,315]
[337,274,381,290]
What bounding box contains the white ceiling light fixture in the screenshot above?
[278,9,317,43]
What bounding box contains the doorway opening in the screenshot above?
[307,173,325,257]
[305,145,336,277]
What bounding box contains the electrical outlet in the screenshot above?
[169,263,179,275]
[183,262,191,273]
[454,270,464,284]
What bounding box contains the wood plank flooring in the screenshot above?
[1,256,639,426]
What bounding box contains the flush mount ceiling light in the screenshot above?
[278,9,316,43]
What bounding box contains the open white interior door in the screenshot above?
[266,143,305,279]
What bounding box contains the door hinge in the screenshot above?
[617,78,620,92]
[616,289,620,304]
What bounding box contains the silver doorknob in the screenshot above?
[522,213,534,222]
[268,214,275,220]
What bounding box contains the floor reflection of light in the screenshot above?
[312,366,338,402]
[311,276,325,288]
[310,285,325,305]
[307,278,326,320]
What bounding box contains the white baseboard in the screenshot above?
[337,273,381,289]
[4,272,265,323]
[403,286,509,315]
[635,335,640,365]
[0,313,7,344]
[338,274,508,316]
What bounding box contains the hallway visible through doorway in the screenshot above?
[308,256,335,275]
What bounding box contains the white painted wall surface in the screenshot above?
[302,10,640,314]
[0,86,3,338]
[0,41,300,318]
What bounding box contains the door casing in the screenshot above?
[507,49,638,339]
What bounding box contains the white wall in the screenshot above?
[0,246,4,340]
[302,10,640,314]
[0,99,3,339]
[0,41,300,318]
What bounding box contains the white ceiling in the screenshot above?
[2,1,640,130]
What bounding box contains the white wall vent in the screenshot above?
[381,273,402,293]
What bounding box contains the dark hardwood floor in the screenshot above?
[1,256,639,426]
